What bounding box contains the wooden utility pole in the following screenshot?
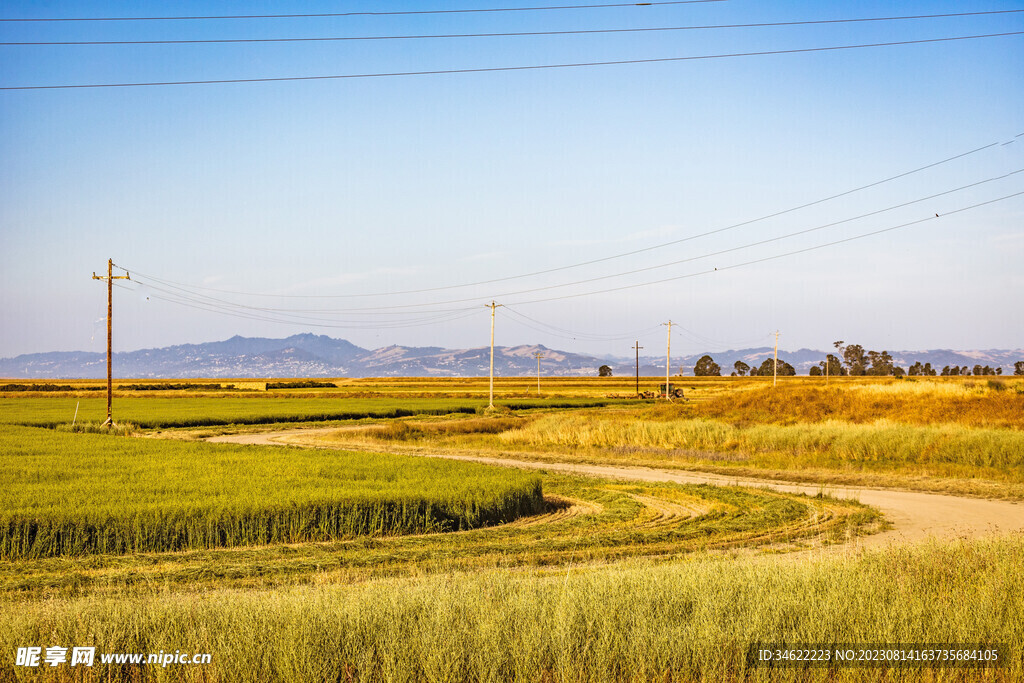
[773,330,780,388]
[92,259,130,427]
[486,301,502,409]
[632,341,643,397]
[661,321,673,400]
[532,351,544,395]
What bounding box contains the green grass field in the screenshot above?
[0,425,544,559]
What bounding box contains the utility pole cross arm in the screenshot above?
[661,321,673,401]
[533,351,544,395]
[632,341,643,397]
[486,301,503,409]
[91,259,130,427]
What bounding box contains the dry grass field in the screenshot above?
[308,377,1024,499]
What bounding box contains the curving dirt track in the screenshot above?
[209,428,1024,549]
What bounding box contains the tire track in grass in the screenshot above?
[507,495,604,528]
[624,492,711,529]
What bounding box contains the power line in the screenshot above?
[453,169,1024,302]
[3,31,1021,90]
[115,193,1023,331]
[118,267,483,324]
[5,11,1019,46]
[135,284,479,324]
[116,282,482,330]
[120,190,1024,327]
[502,304,768,348]
[112,137,1012,301]
[501,306,768,350]
[0,2,727,23]
[502,305,664,341]
[505,190,1024,306]
[128,168,1024,313]
[131,275,478,316]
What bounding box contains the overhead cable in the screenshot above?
[5,11,1020,46]
[504,190,1024,306]
[120,169,1024,313]
[502,306,665,342]
[3,31,1021,90]
[113,137,1012,300]
[0,2,726,23]
[114,192,1023,327]
[116,282,483,330]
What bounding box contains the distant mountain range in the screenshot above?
[0,334,1020,379]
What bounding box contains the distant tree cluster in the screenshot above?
[830,341,898,376]
[728,358,795,376]
[829,341,908,377]
[941,365,1002,376]
[726,356,796,377]
[907,362,936,376]
[694,355,721,376]
[756,358,795,376]
[829,341,1014,377]
[687,348,1019,378]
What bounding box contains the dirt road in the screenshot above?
[210,428,1024,548]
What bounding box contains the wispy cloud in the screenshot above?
[278,267,420,294]
[990,230,1024,248]
[458,251,506,263]
[549,225,677,248]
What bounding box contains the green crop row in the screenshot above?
[0,425,544,559]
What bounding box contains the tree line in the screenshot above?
[686,343,1024,377]
[704,357,796,377]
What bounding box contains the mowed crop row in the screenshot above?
[0,471,879,597]
[0,426,544,560]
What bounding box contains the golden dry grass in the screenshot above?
[680,380,1024,429]
[313,378,1024,499]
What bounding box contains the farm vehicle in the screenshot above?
[637,383,685,399]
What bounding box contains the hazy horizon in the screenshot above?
[3,329,1022,362]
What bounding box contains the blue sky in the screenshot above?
[1,0,1022,360]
